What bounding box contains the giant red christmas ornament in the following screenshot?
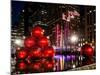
[29,48,41,58]
[17,50,27,59]
[18,62,27,70]
[31,26,43,37]
[16,25,55,73]
[24,37,35,48]
[31,62,41,70]
[38,37,49,48]
[81,44,94,58]
[44,60,54,70]
[43,47,55,58]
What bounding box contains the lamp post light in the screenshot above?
[70,34,78,52]
[14,38,24,47]
[70,34,78,43]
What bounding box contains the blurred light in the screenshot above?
[83,38,85,41]
[78,44,80,46]
[23,36,26,39]
[47,36,50,39]
[77,47,81,51]
[16,47,21,50]
[22,10,24,12]
[14,39,23,47]
[81,43,83,46]
[85,41,88,44]
[79,56,81,60]
[92,40,94,43]
[52,45,56,50]
[41,10,47,15]
[83,43,85,45]
[67,19,70,22]
[92,46,95,49]
[70,35,78,43]
[71,15,74,19]
[54,55,63,59]
[79,56,83,60]
[90,43,92,46]
[72,64,76,68]
[43,29,45,33]
[89,10,92,13]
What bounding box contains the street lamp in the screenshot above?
[14,39,24,47]
[70,34,78,43]
[70,34,78,51]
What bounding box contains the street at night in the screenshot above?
[11,1,96,74]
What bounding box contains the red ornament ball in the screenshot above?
[81,44,94,58]
[18,62,26,70]
[43,47,55,58]
[38,37,49,48]
[24,37,35,48]
[17,50,27,59]
[29,48,41,58]
[44,61,54,69]
[31,62,41,70]
[31,26,44,37]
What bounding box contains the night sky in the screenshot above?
[11,1,85,25]
[12,1,25,24]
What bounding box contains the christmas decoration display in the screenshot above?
[81,44,94,58]
[16,26,55,73]
[11,1,96,74]
[29,48,42,58]
[24,37,35,48]
[38,36,49,48]
[17,61,27,70]
[43,47,55,58]
[31,26,44,38]
[16,49,27,59]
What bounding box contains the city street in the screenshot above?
[11,1,96,74]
